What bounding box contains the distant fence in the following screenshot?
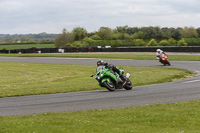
[0,46,200,54]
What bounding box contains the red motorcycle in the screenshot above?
[158,53,171,66]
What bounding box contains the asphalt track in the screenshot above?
[0,57,200,116]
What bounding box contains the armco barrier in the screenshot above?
[1,46,200,54]
[0,50,9,53]
[98,46,200,52]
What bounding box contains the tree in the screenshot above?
[120,33,130,40]
[111,30,122,40]
[196,28,200,37]
[112,30,130,40]
[83,37,96,46]
[97,27,113,40]
[71,27,87,41]
[127,27,139,34]
[116,25,129,33]
[141,26,161,39]
[160,27,171,39]
[179,27,198,38]
[55,28,74,48]
[131,31,144,39]
[169,28,182,40]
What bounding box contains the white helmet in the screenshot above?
[156,49,161,52]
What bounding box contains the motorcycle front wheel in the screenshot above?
[102,81,116,91]
[124,78,133,90]
[167,60,171,66]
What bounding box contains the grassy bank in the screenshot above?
[1,100,200,132]
[0,62,193,97]
[0,53,200,61]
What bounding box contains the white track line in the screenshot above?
[183,80,200,83]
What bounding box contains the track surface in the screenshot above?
[0,57,200,116]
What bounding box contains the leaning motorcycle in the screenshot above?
[90,66,133,91]
[158,54,171,66]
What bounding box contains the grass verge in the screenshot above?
[0,44,55,50]
[0,62,193,98]
[0,53,200,61]
[1,100,200,132]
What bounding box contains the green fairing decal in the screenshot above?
[101,78,110,83]
[108,70,118,80]
[96,66,118,84]
[116,66,119,70]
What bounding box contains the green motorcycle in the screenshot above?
[91,66,133,91]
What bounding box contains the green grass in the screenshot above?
[0,53,200,61]
[0,62,193,98]
[0,62,197,132]
[1,100,200,132]
[0,44,55,50]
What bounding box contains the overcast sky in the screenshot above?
[0,0,200,34]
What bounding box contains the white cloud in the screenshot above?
[0,0,200,34]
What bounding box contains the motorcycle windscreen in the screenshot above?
[96,66,104,72]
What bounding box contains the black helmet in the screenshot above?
[97,59,104,66]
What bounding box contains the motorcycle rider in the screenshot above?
[156,49,167,62]
[96,59,125,81]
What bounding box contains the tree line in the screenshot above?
[1,26,200,47]
[55,26,200,47]
[0,33,57,44]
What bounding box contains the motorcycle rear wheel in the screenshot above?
[102,81,116,91]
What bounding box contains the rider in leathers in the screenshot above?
[96,59,125,81]
[156,49,167,63]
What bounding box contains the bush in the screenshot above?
[133,39,146,46]
[184,38,200,46]
[168,38,176,46]
[147,39,158,47]
[1,48,7,50]
[66,43,72,47]
[159,40,169,46]
[71,41,83,47]
[177,39,187,46]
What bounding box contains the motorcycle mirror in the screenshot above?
[90,74,94,77]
